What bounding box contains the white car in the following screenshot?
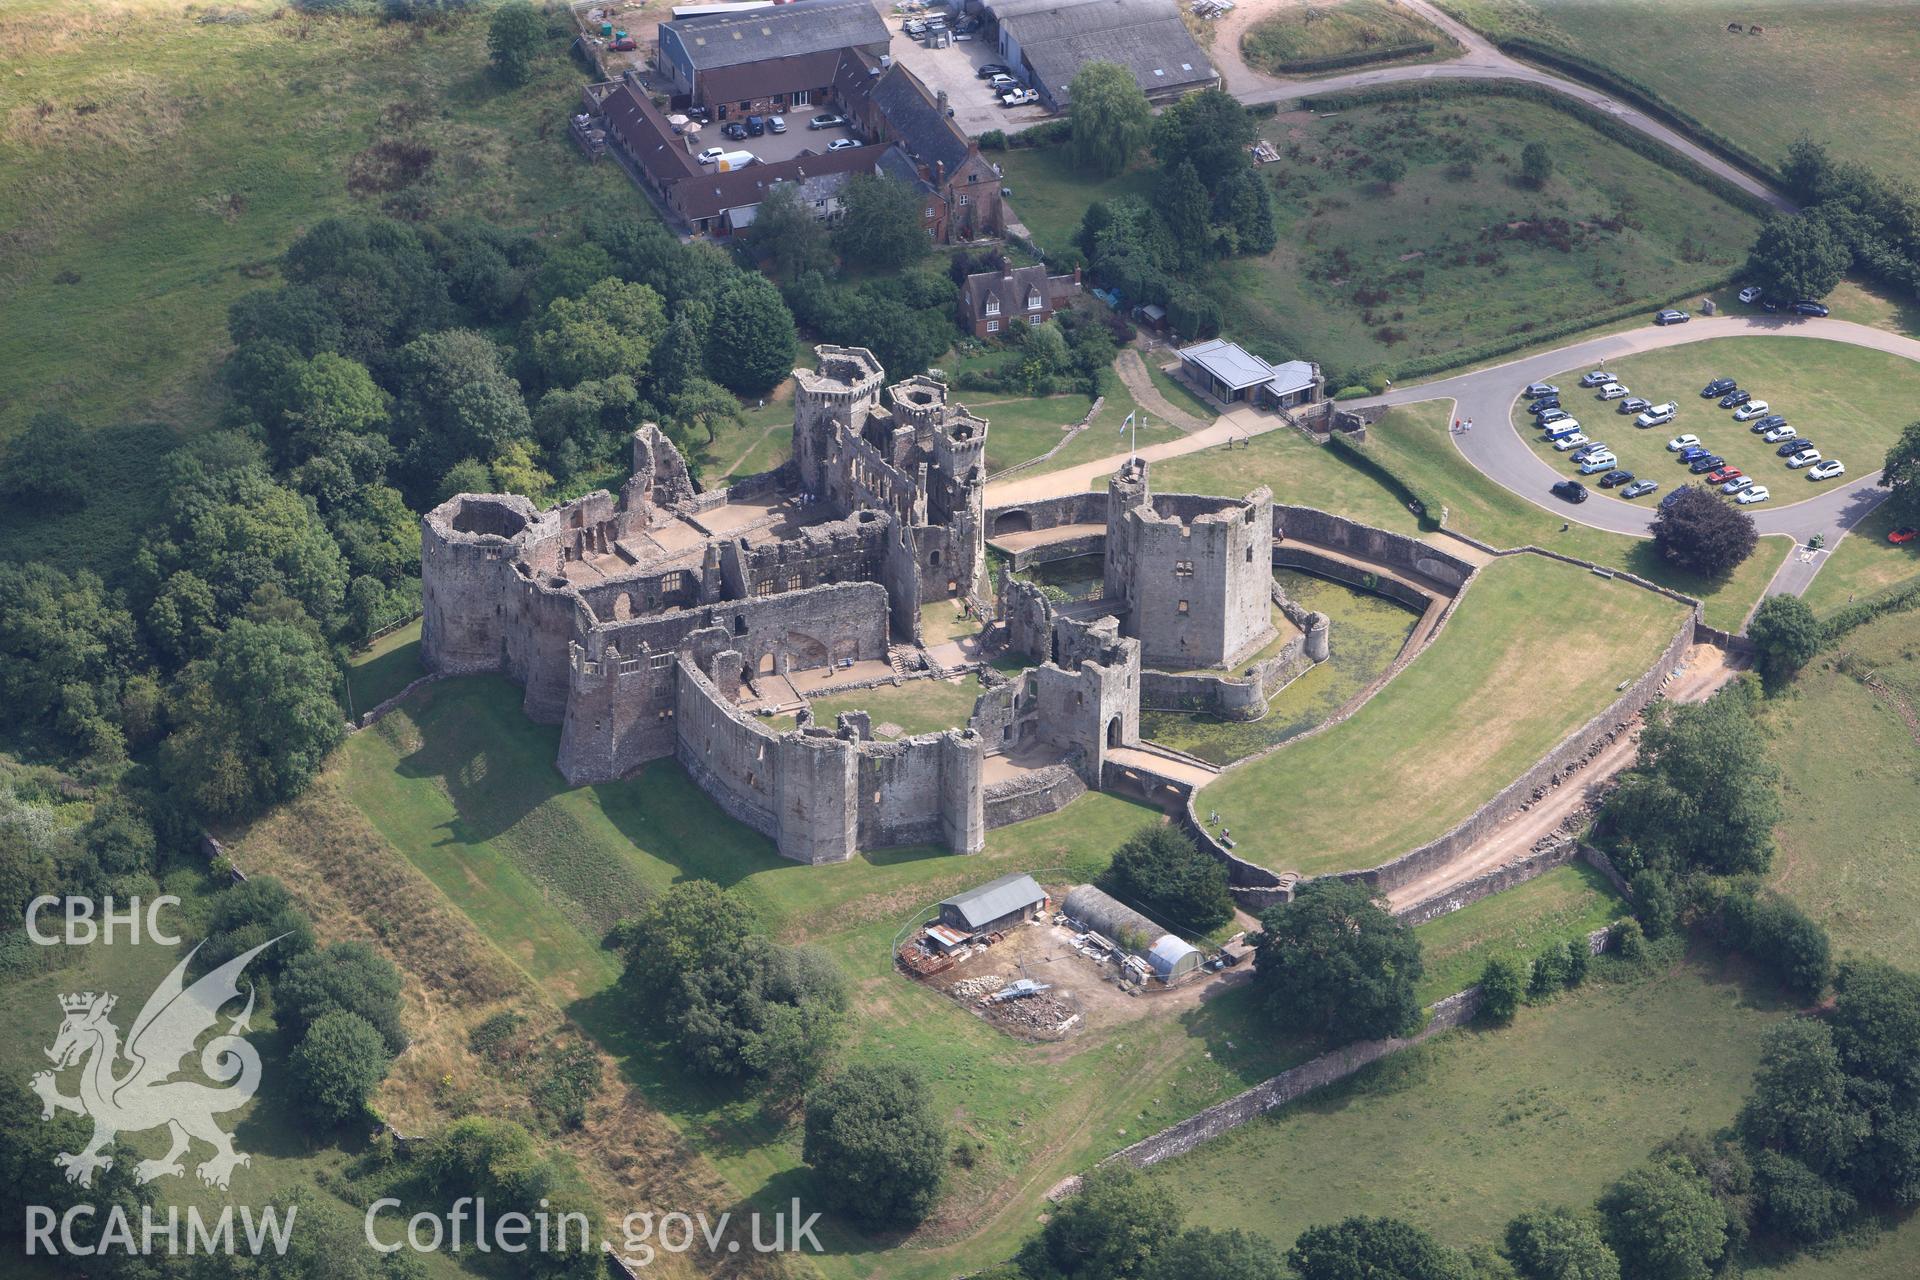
[1736,485,1770,504]
[1762,424,1798,443]
[1666,434,1700,452]
[1596,383,1629,401]
[1578,453,1619,474]
[1721,476,1755,495]
[1552,433,1590,451]
[1579,371,1614,388]
[1787,449,1823,469]
[696,147,726,165]
[1636,404,1677,428]
[1732,400,1771,422]
[826,138,861,151]
[1738,285,1764,304]
[1808,459,1846,480]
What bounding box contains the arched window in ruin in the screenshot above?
[1107,716,1123,748]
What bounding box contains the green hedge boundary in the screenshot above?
[1490,36,1788,191]
[1822,573,1920,643]
[1328,429,1445,531]
[1251,40,1438,77]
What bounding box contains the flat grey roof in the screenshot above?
[941,872,1047,930]
[1179,338,1275,390]
[1267,359,1317,397]
[667,0,889,71]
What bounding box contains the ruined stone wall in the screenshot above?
[999,579,1054,664]
[1270,545,1432,611]
[1026,624,1141,786]
[421,494,540,675]
[1272,504,1474,589]
[673,654,784,844]
[722,516,892,622]
[854,730,985,852]
[984,491,1107,542]
[557,639,681,785]
[983,765,1086,828]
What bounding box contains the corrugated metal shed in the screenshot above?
[941,872,1048,932]
[1063,885,1201,982]
[1147,934,1200,981]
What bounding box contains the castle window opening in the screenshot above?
[1174,559,1193,577]
[734,615,748,635]
[1178,600,1190,614]
[660,570,688,594]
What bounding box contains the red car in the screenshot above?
[1891,527,1919,545]
[1705,467,1742,486]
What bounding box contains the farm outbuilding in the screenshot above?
[938,872,1050,934]
[1062,885,1202,982]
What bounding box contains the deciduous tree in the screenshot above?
[488,1,547,86]
[803,1063,947,1229]
[1069,62,1153,178]
[531,277,666,387]
[1503,1207,1619,1280]
[1746,213,1850,301]
[834,174,928,271]
[289,1010,390,1125]
[1099,824,1234,933]
[1880,420,1920,525]
[1595,1157,1727,1280]
[1649,484,1757,578]
[1747,595,1823,684]
[1021,1165,1181,1279]
[1255,879,1423,1043]
[1288,1216,1473,1280]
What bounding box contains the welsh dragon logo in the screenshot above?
[31,937,279,1191]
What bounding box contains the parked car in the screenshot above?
[1791,300,1831,316]
[1787,449,1824,469]
[826,138,861,151]
[696,146,726,165]
[1543,419,1582,439]
[723,121,750,140]
[1733,400,1771,421]
[745,115,766,136]
[1763,424,1798,443]
[987,73,1018,90]
[1689,454,1727,473]
[1723,477,1756,495]
[1738,286,1764,304]
[1571,443,1610,463]
[1619,397,1653,416]
[1000,88,1038,106]
[1552,479,1589,503]
[767,115,787,134]
[1779,438,1816,457]
[1525,381,1559,397]
[1553,433,1591,452]
[1737,485,1771,504]
[1887,527,1918,544]
[1578,453,1620,475]
[1655,309,1690,325]
[1719,389,1752,408]
[1537,408,1571,426]
[1701,378,1737,397]
[609,35,637,50]
[1749,414,1788,434]
[1679,446,1711,462]
[1636,404,1678,428]
[1530,396,1563,414]
[1579,371,1616,388]
[1667,433,1701,452]
[1599,470,1635,488]
[808,113,849,130]
[976,63,1013,79]
[1808,459,1846,480]
[1622,480,1660,498]
[1596,382,1630,401]
[1705,467,1742,485]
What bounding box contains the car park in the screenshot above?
[1571,443,1610,463]
[1524,382,1559,397]
[1578,453,1619,475]
[1787,449,1824,469]
[745,115,766,136]
[826,138,861,151]
[1636,404,1678,428]
[1552,479,1589,503]
[1667,434,1700,452]
[767,115,786,134]
[1705,467,1742,485]
[1779,439,1816,457]
[1622,480,1659,498]
[1791,300,1831,316]
[1553,433,1591,452]
[1701,378,1737,397]
[808,113,849,130]
[1655,309,1690,325]
[1600,470,1634,488]
[1579,371,1615,388]
[1689,455,1726,473]
[1596,382,1629,400]
[1749,414,1787,434]
[1737,485,1771,504]
[1762,424,1798,443]
[1732,400,1771,421]
[1619,397,1652,416]
[1887,527,1918,544]
[1738,286,1764,304]
[1719,389,1752,408]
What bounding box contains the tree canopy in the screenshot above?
[1098,824,1234,933]
[1649,485,1757,578]
[1882,420,1920,526]
[1596,1157,1727,1280]
[835,174,929,271]
[802,1063,947,1228]
[1069,62,1153,178]
[1746,595,1823,684]
[487,1,547,85]
[1746,213,1851,301]
[1255,879,1423,1043]
[1021,1165,1182,1279]
[1503,1208,1619,1280]
[1287,1216,1474,1280]
[289,1010,390,1125]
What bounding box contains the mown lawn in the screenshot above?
[1412,861,1628,1004]
[1149,952,1786,1254]
[1003,96,1759,386]
[346,618,424,714]
[1519,337,1920,510]
[1203,553,1691,876]
[337,676,1326,1278]
[1799,501,1920,619]
[1439,0,1920,188]
[1242,0,1458,75]
[793,674,988,738]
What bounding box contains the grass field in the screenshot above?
[1000,97,1758,385]
[1146,401,1790,630]
[1438,0,1920,188]
[1518,337,1920,510]
[346,618,425,713]
[334,676,1333,1277]
[792,674,987,737]
[1412,861,1628,1004]
[1151,951,1786,1254]
[1242,0,1458,75]
[1799,502,1920,619]
[1203,553,1690,876]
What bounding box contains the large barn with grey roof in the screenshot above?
[982,0,1217,110]
[658,0,890,108]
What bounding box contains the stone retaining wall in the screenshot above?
[1270,545,1432,611]
[983,765,1087,829]
[1006,532,1105,573]
[1272,504,1474,589]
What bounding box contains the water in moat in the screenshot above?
[1140,570,1421,766]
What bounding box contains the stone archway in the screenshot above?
[1107,715,1123,748]
[785,631,830,671]
[992,509,1034,537]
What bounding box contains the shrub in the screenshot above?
[1563,936,1590,987]
[1721,890,1831,1002]
[1528,942,1569,997]
[288,1011,390,1126]
[1612,918,1645,961]
[804,1064,947,1229]
[1479,954,1526,1025]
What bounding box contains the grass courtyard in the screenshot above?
[1202,553,1691,876]
[999,95,1759,384]
[1519,336,1920,510]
